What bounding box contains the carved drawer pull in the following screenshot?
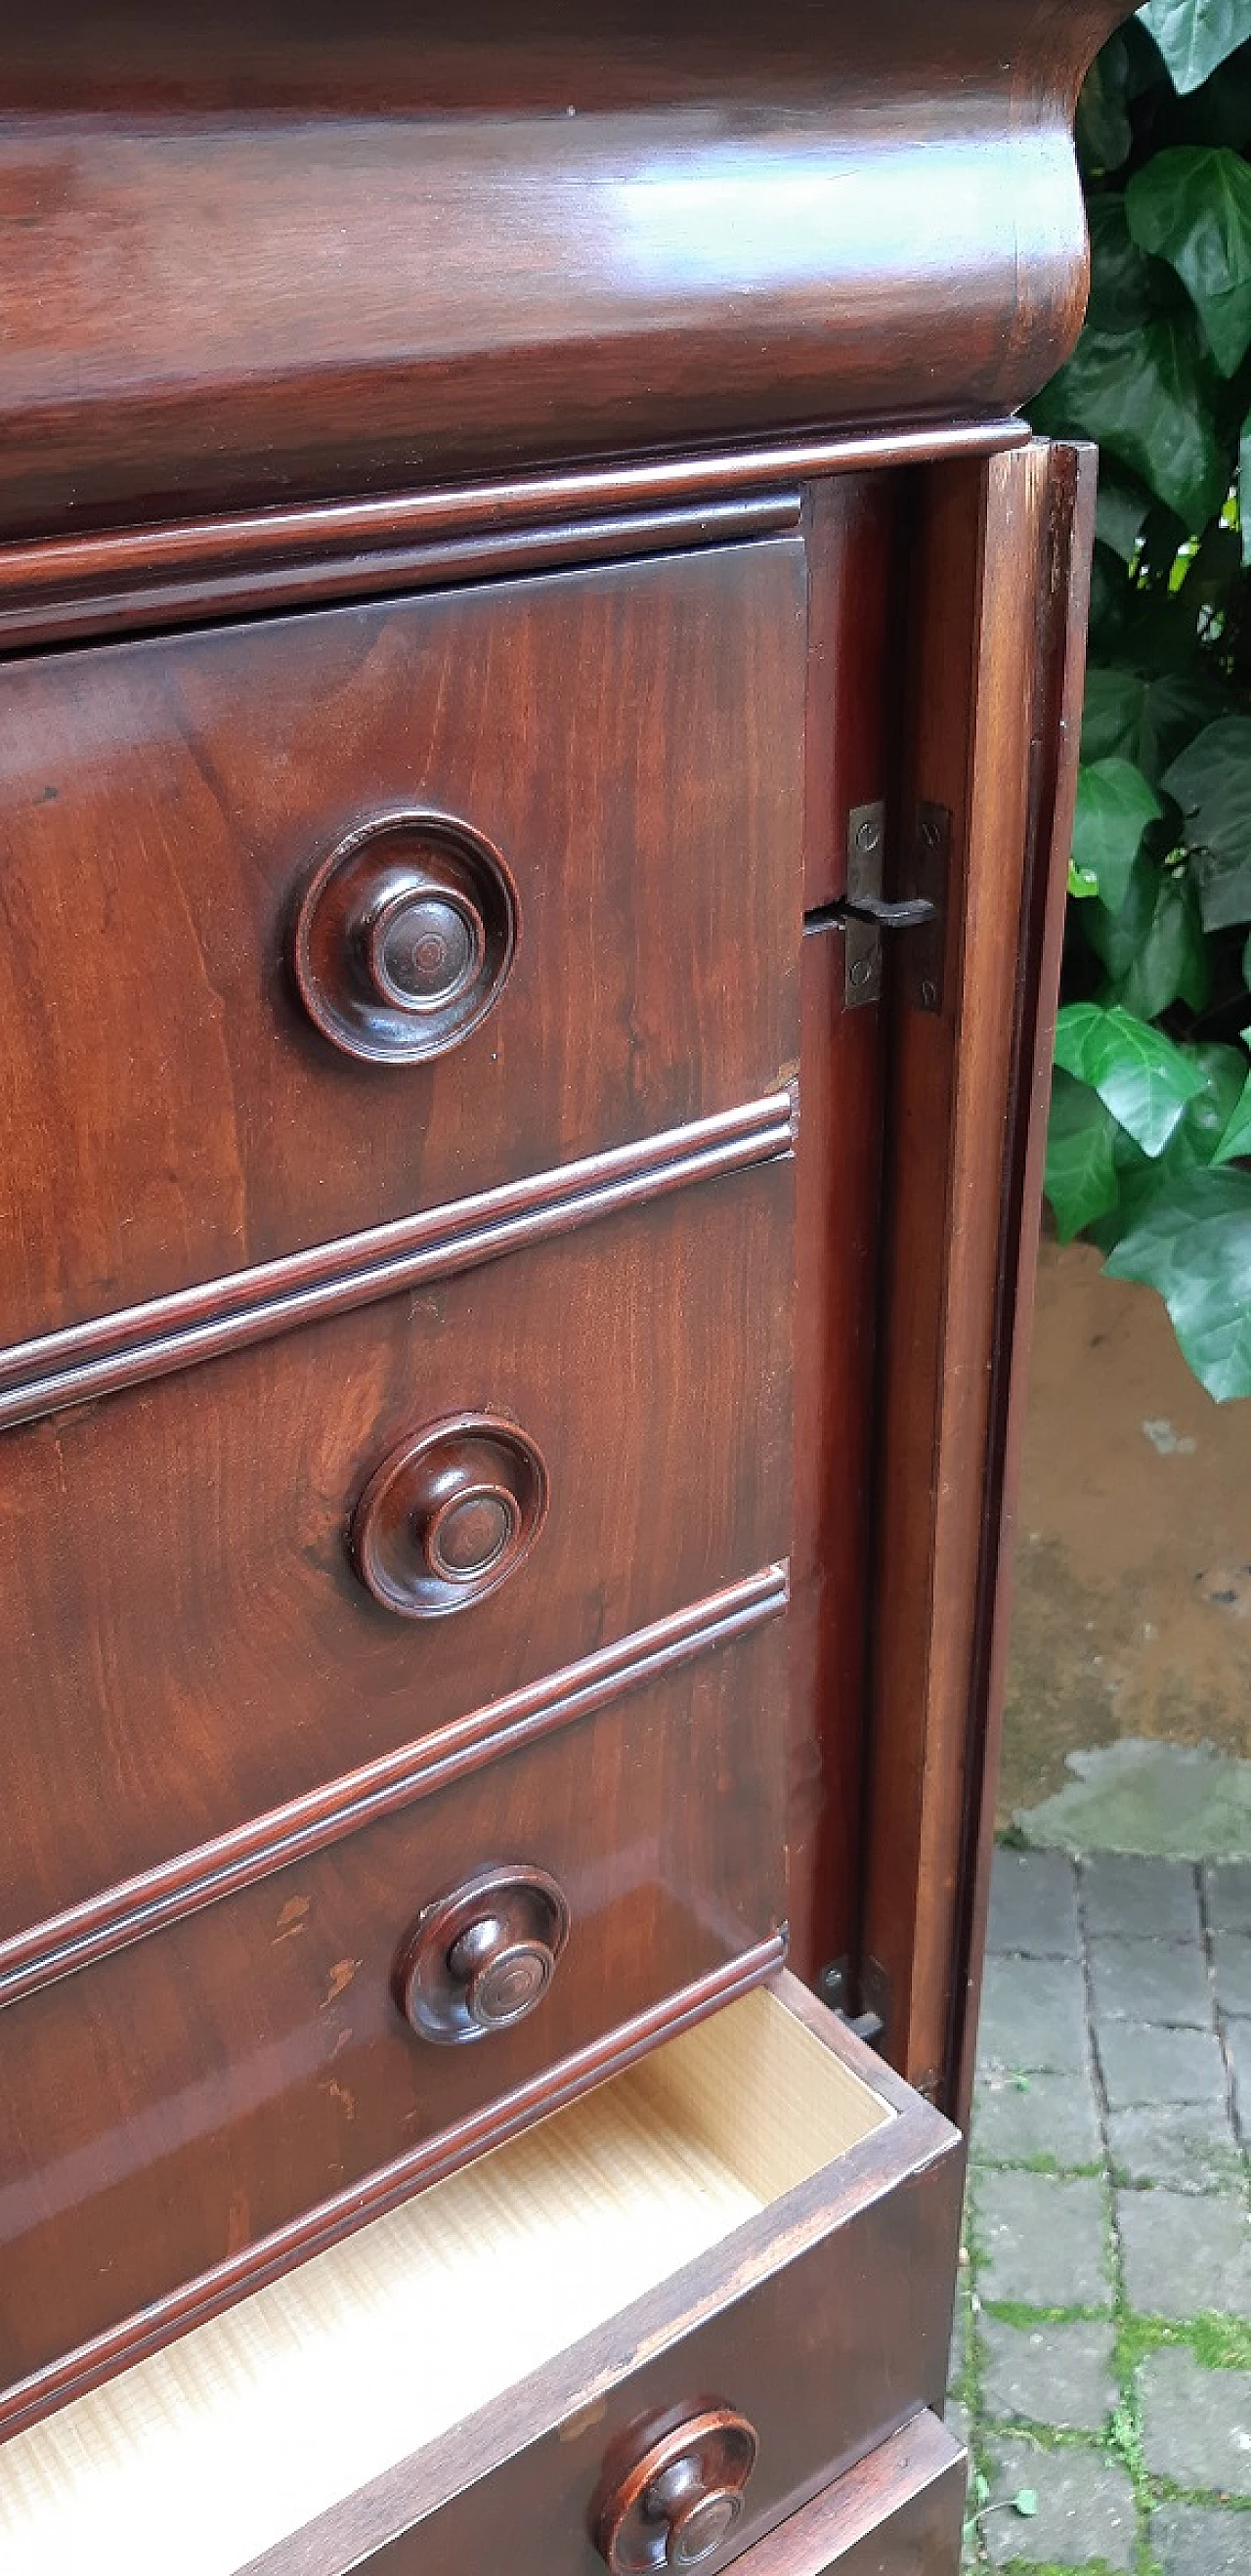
[595,2410,759,2573]
[395,1864,571,2044]
[291,810,517,1064]
[351,1413,547,1618]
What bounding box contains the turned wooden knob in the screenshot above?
[291,811,517,1064]
[351,1414,547,1617]
[595,2412,758,2574]
[395,1864,571,2044]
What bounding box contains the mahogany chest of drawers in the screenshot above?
[0,5,1125,2569]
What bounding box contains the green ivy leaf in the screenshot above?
[1055,1002,1206,1154]
[1087,196,1175,334]
[1045,1071,1124,1240]
[1163,716,1251,924]
[1077,40,1134,176]
[1080,667,1232,782]
[1127,148,1251,373]
[1084,852,1211,1015]
[1138,669,1234,780]
[1012,2489,1040,2519]
[1138,0,1251,96]
[1071,759,1164,911]
[1030,319,1227,528]
[1239,407,1251,560]
[1212,1029,1251,1158]
[1081,669,1147,763]
[1111,1039,1248,1213]
[1105,1164,1251,1397]
[1095,479,1150,563]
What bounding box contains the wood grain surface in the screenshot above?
[718,2412,966,2576]
[0,1163,792,1943]
[0,540,803,1344]
[858,444,1059,2099]
[0,1620,789,2403]
[0,430,1028,657]
[950,442,1099,2128]
[0,3,1124,531]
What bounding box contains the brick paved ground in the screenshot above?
[948,1849,1251,2574]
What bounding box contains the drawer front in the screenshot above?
[722,2414,966,2576]
[0,1162,791,1943]
[0,539,804,1345]
[0,1985,962,2570]
[0,1620,787,2406]
[337,1993,963,2576]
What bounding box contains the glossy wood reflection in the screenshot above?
[0,1165,792,1942]
[0,3,1124,532]
[0,540,803,1345]
[0,1624,787,2401]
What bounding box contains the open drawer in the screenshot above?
[0,1975,963,2576]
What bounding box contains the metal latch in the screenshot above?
[821,800,950,1011]
[817,1955,887,2053]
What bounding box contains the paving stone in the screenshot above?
[973,2069,1102,2172]
[988,1850,1082,1958]
[1142,2347,1251,2496]
[1205,1862,1251,1936]
[1152,2501,1249,2575]
[978,2169,1110,2311]
[982,2437,1135,2568]
[1083,1855,1201,1943]
[945,2393,974,2476]
[1107,2100,1246,2197]
[980,2315,1116,2430]
[1099,2023,1228,2113]
[1117,2190,1251,2319]
[976,1955,1090,2075]
[1227,2021,1251,2132]
[1212,1931,1251,2020]
[949,2268,971,2392]
[1089,1936,1211,2030]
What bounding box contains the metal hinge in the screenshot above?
[816,800,950,1011]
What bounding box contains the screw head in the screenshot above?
[920,977,938,1009]
[921,814,942,851]
[854,817,882,854]
[849,956,873,989]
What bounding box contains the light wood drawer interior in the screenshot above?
[0,1982,961,2576]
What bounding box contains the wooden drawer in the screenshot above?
[0,1162,791,1950]
[0,1618,788,2416]
[0,539,804,1348]
[719,2414,966,2576]
[0,1980,964,2573]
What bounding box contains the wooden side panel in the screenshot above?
[950,445,1098,2126]
[859,443,1058,2099]
[788,473,897,1987]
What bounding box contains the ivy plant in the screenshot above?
[1028,0,1251,1399]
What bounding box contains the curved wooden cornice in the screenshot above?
[1,1,1131,534]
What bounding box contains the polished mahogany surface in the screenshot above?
[0,4,1124,534]
[0,0,1108,2537]
[719,2413,966,2576]
[0,1621,786,2398]
[0,541,802,1344]
[0,1164,791,1943]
